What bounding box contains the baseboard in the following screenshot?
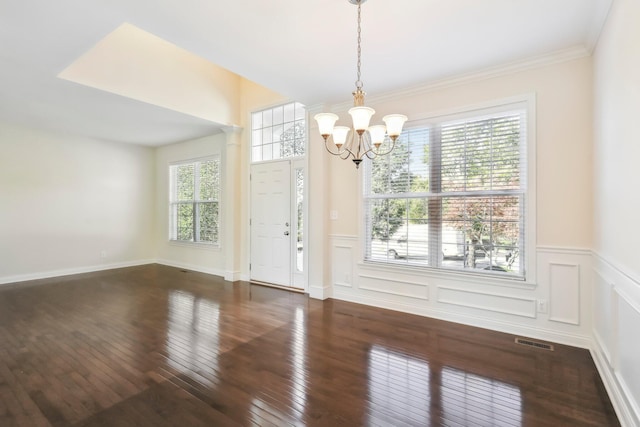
[224,270,243,282]
[333,290,592,349]
[309,285,332,300]
[155,259,225,278]
[591,332,639,427]
[0,259,156,286]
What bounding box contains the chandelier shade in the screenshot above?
[313,0,407,168]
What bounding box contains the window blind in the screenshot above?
[364,106,527,278]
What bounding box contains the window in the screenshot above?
[364,103,528,278]
[251,102,306,162]
[169,157,220,245]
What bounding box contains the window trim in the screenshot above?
[168,155,222,247]
[358,94,537,285]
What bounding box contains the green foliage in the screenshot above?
[172,159,220,244]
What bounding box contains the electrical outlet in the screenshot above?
[100,250,107,259]
[537,299,548,313]
[330,210,338,220]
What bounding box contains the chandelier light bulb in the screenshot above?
[368,125,387,148]
[348,106,375,134]
[383,114,408,139]
[332,126,351,148]
[314,113,339,139]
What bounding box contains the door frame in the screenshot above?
[249,158,308,291]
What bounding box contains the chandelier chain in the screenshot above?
[355,0,362,89]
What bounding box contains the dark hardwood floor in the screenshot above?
[0,264,619,426]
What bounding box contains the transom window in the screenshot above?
[364,103,528,278]
[251,102,306,162]
[169,157,220,245]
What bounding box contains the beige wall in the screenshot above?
[154,133,227,275]
[326,57,594,249]
[0,123,155,283]
[151,78,287,280]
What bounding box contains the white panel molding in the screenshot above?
[615,284,640,316]
[358,274,429,300]
[328,234,358,241]
[591,251,640,427]
[437,286,537,318]
[593,269,615,366]
[329,244,593,348]
[332,244,354,288]
[592,333,640,427]
[548,263,581,325]
[333,287,591,348]
[537,246,592,255]
[358,261,536,290]
[0,259,156,286]
[616,370,640,427]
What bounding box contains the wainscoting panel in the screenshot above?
[548,263,581,325]
[329,236,593,349]
[593,270,615,366]
[332,243,354,288]
[591,253,640,427]
[437,286,537,318]
[359,274,429,300]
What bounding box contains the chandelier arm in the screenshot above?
[340,150,354,160]
[325,133,356,160]
[364,148,377,160]
[324,139,348,157]
[372,138,399,157]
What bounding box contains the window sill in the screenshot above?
[168,240,221,251]
[357,260,537,290]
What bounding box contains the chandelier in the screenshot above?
[314,0,407,169]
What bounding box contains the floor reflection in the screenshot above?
[441,366,522,426]
[166,290,220,386]
[367,345,523,426]
[368,345,431,425]
[291,306,307,413]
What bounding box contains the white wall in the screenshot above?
[0,122,155,283]
[316,56,597,349]
[592,0,640,424]
[154,133,227,276]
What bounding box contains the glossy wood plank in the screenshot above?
[0,265,620,426]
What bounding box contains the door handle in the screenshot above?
[284,231,290,236]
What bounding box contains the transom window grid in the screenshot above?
[251,102,306,162]
[364,108,527,278]
[169,157,220,245]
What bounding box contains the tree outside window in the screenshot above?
[170,157,220,245]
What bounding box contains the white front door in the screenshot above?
[250,161,291,287]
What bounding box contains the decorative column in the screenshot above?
[223,125,242,282]
[307,105,332,299]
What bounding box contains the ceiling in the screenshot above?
[0,0,612,146]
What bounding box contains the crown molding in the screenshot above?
[328,46,591,112]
